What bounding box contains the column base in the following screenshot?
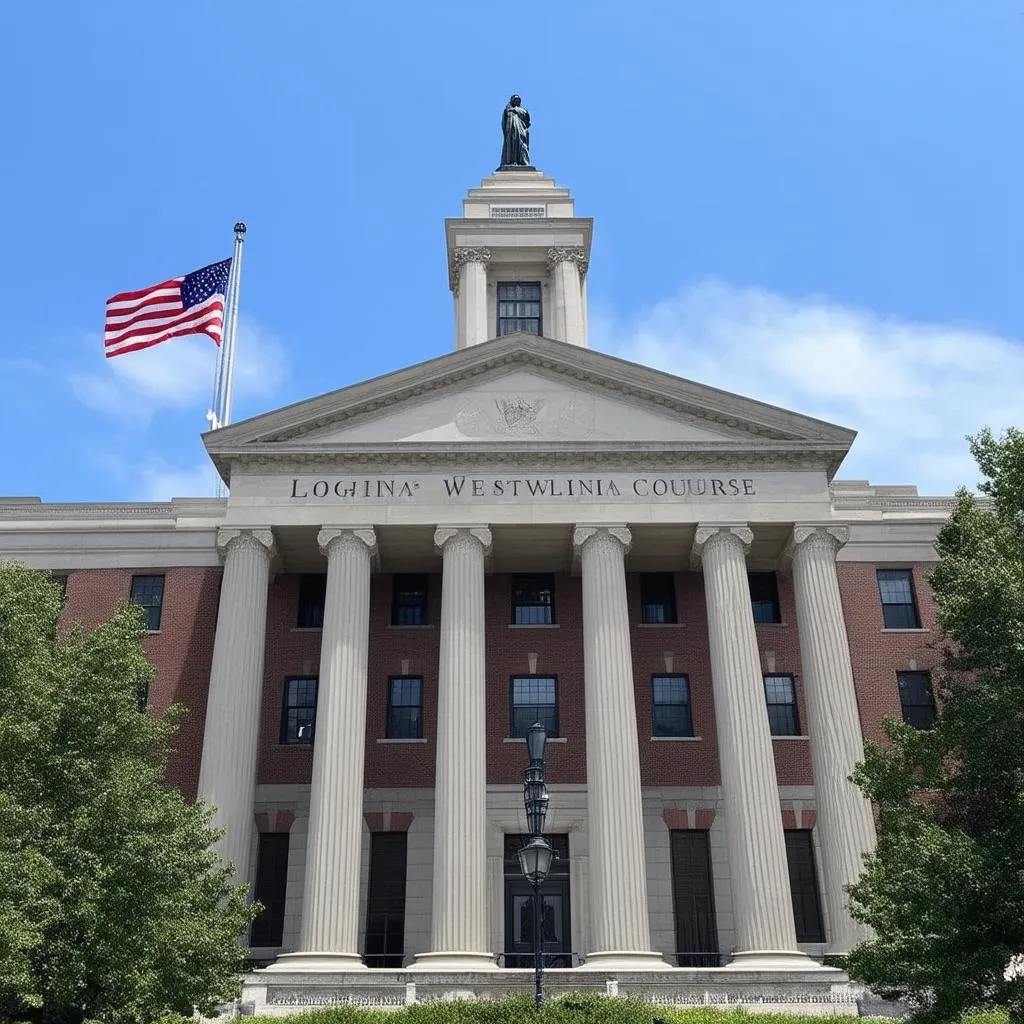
[407,951,498,971]
[723,949,831,971]
[263,951,367,972]
[577,950,672,971]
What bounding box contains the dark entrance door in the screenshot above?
[669,829,720,966]
[503,834,571,968]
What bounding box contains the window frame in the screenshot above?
[296,573,327,629]
[391,574,429,626]
[748,571,781,625]
[509,674,559,739]
[651,673,694,737]
[511,573,556,625]
[386,675,424,739]
[130,574,165,631]
[280,675,318,745]
[250,831,290,948]
[877,568,922,629]
[497,281,542,337]
[640,573,678,625]
[763,673,801,736]
[784,829,826,943]
[897,670,936,729]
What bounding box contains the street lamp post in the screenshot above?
[517,722,553,1008]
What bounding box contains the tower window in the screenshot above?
[497,282,541,336]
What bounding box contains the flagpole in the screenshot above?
[219,222,246,429]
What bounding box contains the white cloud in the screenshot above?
[594,280,1023,495]
[68,315,286,423]
[138,461,220,501]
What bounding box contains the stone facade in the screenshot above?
[0,167,951,1001]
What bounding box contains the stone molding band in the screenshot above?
[448,247,492,293]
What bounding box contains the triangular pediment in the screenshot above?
[204,334,855,473]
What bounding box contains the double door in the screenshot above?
[503,834,571,968]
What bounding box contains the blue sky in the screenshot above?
[1,1,1020,501]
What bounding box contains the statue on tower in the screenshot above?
[499,94,532,169]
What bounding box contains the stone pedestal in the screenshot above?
[270,528,376,972]
[411,527,496,971]
[197,527,275,889]
[574,526,667,970]
[693,524,819,970]
[791,525,876,953]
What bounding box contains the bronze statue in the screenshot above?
[500,94,532,168]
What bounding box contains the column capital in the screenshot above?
[546,245,589,277]
[690,523,753,569]
[448,246,491,293]
[317,525,378,564]
[216,526,276,562]
[572,525,631,566]
[784,523,850,564]
[434,525,492,557]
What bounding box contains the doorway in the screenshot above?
[503,834,571,968]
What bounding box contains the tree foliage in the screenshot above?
[0,561,255,1024]
[846,428,1024,1024]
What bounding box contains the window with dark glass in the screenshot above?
[364,832,408,967]
[641,573,677,624]
[510,676,558,738]
[898,671,936,729]
[296,573,326,628]
[387,676,424,739]
[250,832,290,947]
[670,830,720,966]
[652,674,693,737]
[511,573,555,625]
[391,573,429,626]
[497,281,541,336]
[130,574,164,631]
[763,674,800,736]
[748,571,781,624]
[784,830,825,942]
[877,569,921,629]
[281,676,317,744]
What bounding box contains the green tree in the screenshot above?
[846,427,1024,1024]
[0,561,255,1024]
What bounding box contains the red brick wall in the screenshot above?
[61,566,221,798]
[57,559,939,798]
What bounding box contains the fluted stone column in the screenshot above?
[791,524,876,953]
[573,526,667,970]
[197,527,275,889]
[692,524,819,970]
[271,528,376,972]
[411,527,496,970]
[451,247,491,349]
[547,247,587,347]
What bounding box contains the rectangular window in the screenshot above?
[497,281,542,336]
[877,569,921,629]
[748,571,781,624]
[510,675,558,738]
[511,573,555,625]
[652,674,693,737]
[250,832,290,947]
[763,674,800,736]
[898,670,936,729]
[670,830,720,967]
[280,676,317,744]
[391,573,429,626]
[387,676,424,739]
[641,573,677,624]
[785,830,825,942]
[365,832,408,968]
[130,574,164,631]
[297,573,326,628]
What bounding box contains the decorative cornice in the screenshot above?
[216,527,276,563]
[546,246,588,277]
[434,526,493,557]
[448,247,491,293]
[690,523,753,570]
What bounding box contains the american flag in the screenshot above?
[104,258,232,358]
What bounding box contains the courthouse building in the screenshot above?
[0,162,952,1002]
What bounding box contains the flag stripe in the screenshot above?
[103,298,223,343]
[104,321,224,359]
[104,302,190,335]
[106,291,183,318]
[106,279,182,305]
[104,301,224,354]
